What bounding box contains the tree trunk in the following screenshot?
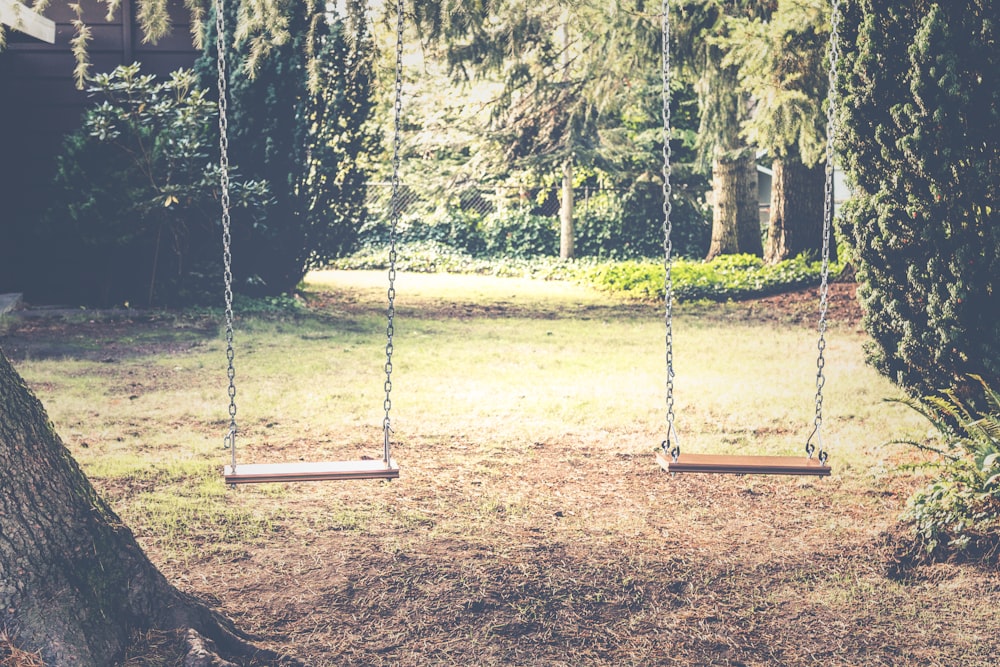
[0,350,280,665]
[707,151,761,259]
[559,160,575,259]
[764,156,834,264]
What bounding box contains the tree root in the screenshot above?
[183,629,238,667]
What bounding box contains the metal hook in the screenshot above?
[805,424,820,459]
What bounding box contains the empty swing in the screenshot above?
[654,0,835,477]
[215,0,405,484]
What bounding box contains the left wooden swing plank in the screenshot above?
[224,459,400,484]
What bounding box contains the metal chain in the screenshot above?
[383,0,405,465]
[215,0,237,471]
[660,0,679,460]
[807,0,840,466]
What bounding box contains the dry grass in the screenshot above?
[3,270,998,666]
[0,631,47,667]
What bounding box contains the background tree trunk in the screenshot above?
[765,156,834,264]
[0,350,275,665]
[559,160,575,259]
[707,151,760,259]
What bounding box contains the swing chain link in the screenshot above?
[215,0,237,469]
[807,0,840,467]
[661,0,678,460]
[383,0,405,465]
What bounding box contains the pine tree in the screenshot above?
[198,0,375,296]
[673,0,776,259]
[838,0,1000,398]
[726,0,835,264]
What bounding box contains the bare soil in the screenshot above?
[5,282,999,667]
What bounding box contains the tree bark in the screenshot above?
[707,151,761,259]
[0,350,281,665]
[764,156,834,264]
[559,160,575,259]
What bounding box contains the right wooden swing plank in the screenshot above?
[656,450,831,476]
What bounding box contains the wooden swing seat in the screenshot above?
[224,459,400,484]
[656,450,830,476]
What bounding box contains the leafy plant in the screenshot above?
[333,241,589,280]
[572,184,709,261]
[45,64,268,306]
[334,248,834,302]
[359,208,487,256]
[481,209,559,258]
[584,253,831,302]
[890,376,1000,563]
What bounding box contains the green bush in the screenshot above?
[359,209,486,256]
[891,377,1000,564]
[334,249,832,303]
[333,241,586,280]
[583,254,828,302]
[44,64,268,306]
[571,186,697,260]
[573,195,623,259]
[481,209,559,258]
[353,179,710,262]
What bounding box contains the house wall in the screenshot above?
[0,0,201,297]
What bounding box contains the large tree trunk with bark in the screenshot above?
[707,151,761,259]
[0,350,279,665]
[764,156,836,264]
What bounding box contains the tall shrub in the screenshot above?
[198,0,375,296]
[837,0,1000,398]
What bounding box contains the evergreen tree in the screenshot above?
[673,0,775,259]
[198,0,375,296]
[726,0,835,264]
[415,1,700,259]
[838,0,1000,398]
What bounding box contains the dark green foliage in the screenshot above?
[333,242,585,278]
[481,209,559,258]
[358,196,703,262]
[197,0,375,297]
[44,65,268,306]
[891,377,1000,565]
[359,209,488,256]
[572,182,710,260]
[838,0,1000,399]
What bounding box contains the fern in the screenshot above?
[893,376,1000,562]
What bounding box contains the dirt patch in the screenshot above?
[0,310,217,361]
[145,433,996,667]
[304,280,864,328]
[746,281,862,325]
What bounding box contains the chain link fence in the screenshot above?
[365,182,630,220]
[362,181,709,259]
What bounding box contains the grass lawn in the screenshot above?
[3,270,997,666]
